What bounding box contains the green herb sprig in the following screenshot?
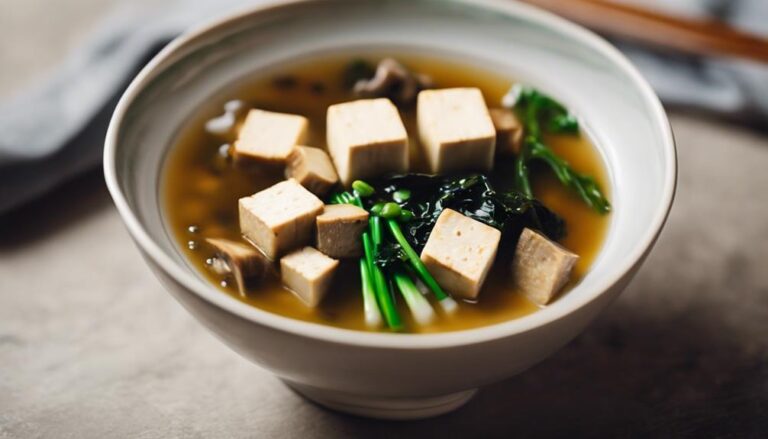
[509,85,611,214]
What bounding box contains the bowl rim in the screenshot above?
[104,0,677,349]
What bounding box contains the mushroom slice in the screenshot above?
[353,58,433,105]
[206,238,270,296]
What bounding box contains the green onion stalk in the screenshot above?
[358,256,381,328]
[329,192,385,329]
[332,188,403,331]
[373,213,440,323]
[385,218,457,314]
[366,215,403,330]
[332,178,462,330]
[392,270,434,325]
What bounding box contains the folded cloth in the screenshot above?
[0,0,766,213]
[0,0,252,214]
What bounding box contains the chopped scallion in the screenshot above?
[352,180,375,198]
[380,202,402,219]
[393,189,411,203]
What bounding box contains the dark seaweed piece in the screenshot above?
[369,173,565,254]
[374,241,409,271]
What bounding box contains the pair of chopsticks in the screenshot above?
[519,0,768,63]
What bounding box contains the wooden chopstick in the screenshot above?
[519,0,768,63]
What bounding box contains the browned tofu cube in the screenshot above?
[511,228,579,306]
[280,246,339,307]
[285,146,339,196]
[488,107,523,155]
[316,204,369,258]
[205,238,270,296]
[420,209,501,299]
[239,179,324,260]
[234,109,308,163]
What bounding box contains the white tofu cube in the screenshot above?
[239,179,324,260]
[511,228,579,306]
[280,246,339,307]
[234,109,309,163]
[316,204,369,258]
[420,209,501,299]
[326,98,409,185]
[417,88,496,173]
[285,146,339,196]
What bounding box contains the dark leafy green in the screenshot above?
[369,173,565,256]
[528,140,611,214]
[509,85,611,214]
[510,85,579,136]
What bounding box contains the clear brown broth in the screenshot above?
[162,54,610,333]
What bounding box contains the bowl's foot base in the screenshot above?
[286,382,477,420]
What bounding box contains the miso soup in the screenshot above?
[162,53,610,333]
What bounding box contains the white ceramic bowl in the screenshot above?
[104,0,676,420]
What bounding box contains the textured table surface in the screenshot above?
[1,1,767,438]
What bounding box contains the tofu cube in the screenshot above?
[316,204,369,258]
[234,109,309,163]
[327,98,409,185]
[239,179,324,260]
[280,246,339,307]
[417,88,496,173]
[205,238,270,296]
[488,107,523,155]
[511,228,579,306]
[420,209,501,299]
[285,146,339,196]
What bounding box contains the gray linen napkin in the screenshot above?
[0,0,766,213]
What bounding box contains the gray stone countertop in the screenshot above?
[1,1,767,437]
